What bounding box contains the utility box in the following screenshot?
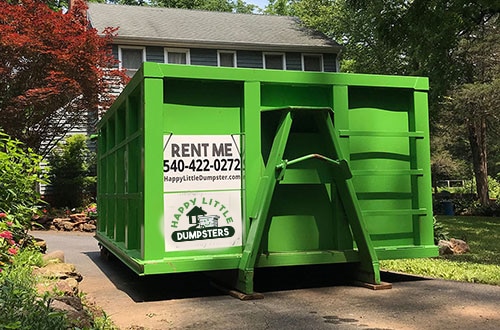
[96,63,437,294]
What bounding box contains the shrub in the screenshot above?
[433,217,449,244]
[0,131,47,229]
[48,134,96,208]
[488,176,500,200]
[470,201,500,217]
[0,249,67,329]
[0,213,18,272]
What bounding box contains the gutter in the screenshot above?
[108,36,343,54]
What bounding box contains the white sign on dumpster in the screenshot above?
[163,135,242,251]
[163,135,241,192]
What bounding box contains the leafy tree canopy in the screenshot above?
[48,134,95,208]
[271,1,499,204]
[97,0,258,13]
[275,1,498,105]
[0,0,127,157]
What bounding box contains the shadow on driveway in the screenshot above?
[85,249,429,302]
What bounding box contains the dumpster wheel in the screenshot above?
[99,243,111,261]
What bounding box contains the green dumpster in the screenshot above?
[96,63,438,294]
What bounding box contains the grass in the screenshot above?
[380,216,500,285]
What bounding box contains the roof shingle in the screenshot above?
[87,3,340,52]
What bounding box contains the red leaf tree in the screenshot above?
[0,0,127,156]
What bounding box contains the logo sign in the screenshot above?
[163,135,241,192]
[164,191,242,251]
[163,134,242,251]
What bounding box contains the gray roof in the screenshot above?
[87,3,340,53]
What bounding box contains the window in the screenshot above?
[165,48,190,64]
[218,51,236,67]
[264,53,285,70]
[119,47,145,77]
[302,54,323,72]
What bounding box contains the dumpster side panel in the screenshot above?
[97,78,146,271]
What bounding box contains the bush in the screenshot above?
[48,134,96,208]
[0,131,47,229]
[433,217,449,244]
[1,213,19,272]
[470,201,500,217]
[0,249,67,329]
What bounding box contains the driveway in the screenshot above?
[33,230,500,330]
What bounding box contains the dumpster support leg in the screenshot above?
[237,112,293,294]
[237,109,380,294]
[317,111,380,285]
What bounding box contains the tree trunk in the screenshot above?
[467,117,489,205]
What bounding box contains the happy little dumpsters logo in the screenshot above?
[171,199,235,243]
[164,192,242,251]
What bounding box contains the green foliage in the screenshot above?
[340,1,498,101]
[438,176,500,197]
[48,134,96,208]
[1,214,20,272]
[1,246,115,329]
[92,0,259,12]
[487,176,500,200]
[265,0,295,15]
[381,216,500,285]
[282,0,412,75]
[445,79,500,205]
[150,0,257,13]
[430,128,470,189]
[435,177,500,216]
[0,131,47,230]
[0,249,67,330]
[433,217,449,244]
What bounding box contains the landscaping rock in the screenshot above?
[70,213,87,221]
[42,250,65,263]
[83,223,97,232]
[32,234,101,328]
[53,295,83,312]
[450,238,470,254]
[34,238,47,253]
[438,240,454,255]
[63,221,75,231]
[33,262,83,282]
[37,277,79,296]
[56,278,80,295]
[438,238,470,255]
[33,213,96,232]
[53,217,70,225]
[50,298,93,329]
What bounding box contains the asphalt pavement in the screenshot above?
[32,230,500,330]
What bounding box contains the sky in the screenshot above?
[247,0,269,10]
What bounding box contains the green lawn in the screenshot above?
[380,216,500,285]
